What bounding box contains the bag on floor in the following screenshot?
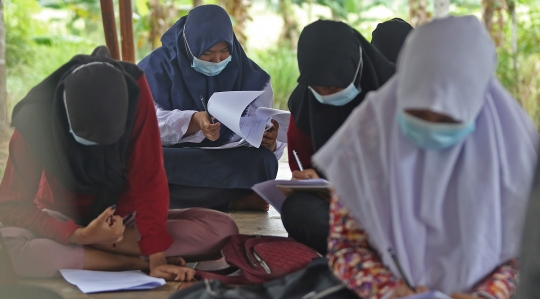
[171,258,359,299]
[195,234,320,284]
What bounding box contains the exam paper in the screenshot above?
[401,291,452,299]
[252,179,331,213]
[60,269,166,294]
[208,91,290,147]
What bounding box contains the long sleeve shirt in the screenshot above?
[155,82,286,159]
[0,75,173,256]
[328,197,518,299]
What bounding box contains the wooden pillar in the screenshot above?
[119,0,135,63]
[99,0,120,60]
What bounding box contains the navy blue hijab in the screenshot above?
[138,5,270,147]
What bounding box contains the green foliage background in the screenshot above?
[4,0,540,125]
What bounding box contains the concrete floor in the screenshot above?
[16,154,293,298]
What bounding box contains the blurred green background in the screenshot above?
[5,0,540,119]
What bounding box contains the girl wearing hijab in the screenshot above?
[371,18,414,64]
[281,20,395,254]
[0,47,238,279]
[314,16,538,299]
[138,5,284,212]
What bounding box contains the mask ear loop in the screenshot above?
[183,25,196,61]
[354,46,363,89]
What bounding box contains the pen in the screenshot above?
[200,96,214,124]
[107,204,117,249]
[388,248,415,292]
[293,150,304,171]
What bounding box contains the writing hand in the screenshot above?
[389,282,429,298]
[261,119,279,151]
[292,168,320,180]
[69,206,124,245]
[196,111,221,141]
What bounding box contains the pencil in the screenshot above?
[388,248,415,292]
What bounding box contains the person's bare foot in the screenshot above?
[229,193,269,212]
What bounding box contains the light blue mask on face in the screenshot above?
[309,46,363,106]
[191,55,231,76]
[397,111,475,150]
[183,27,231,77]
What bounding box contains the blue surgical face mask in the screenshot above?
[397,110,475,150]
[191,55,231,76]
[309,46,363,106]
[183,27,231,76]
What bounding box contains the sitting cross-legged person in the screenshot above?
[0,46,238,280]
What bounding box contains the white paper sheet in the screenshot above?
[252,180,287,213]
[252,179,331,213]
[60,269,165,294]
[207,91,290,147]
[401,291,452,299]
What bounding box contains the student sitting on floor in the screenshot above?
[314,16,538,299]
[138,4,285,212]
[0,46,238,279]
[281,19,396,254]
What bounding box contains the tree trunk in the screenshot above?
[279,0,298,49]
[409,0,430,27]
[507,0,520,102]
[482,0,497,35]
[193,0,203,7]
[221,0,251,48]
[148,0,163,50]
[0,0,10,134]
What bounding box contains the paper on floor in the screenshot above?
[60,269,165,294]
[401,291,452,299]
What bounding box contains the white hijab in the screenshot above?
[314,16,538,294]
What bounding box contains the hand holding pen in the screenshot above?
[69,205,124,245]
[291,150,320,180]
[388,248,429,298]
[196,96,221,141]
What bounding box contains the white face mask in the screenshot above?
[183,27,231,76]
[309,46,363,106]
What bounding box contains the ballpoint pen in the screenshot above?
[388,248,415,292]
[200,96,214,124]
[293,150,304,171]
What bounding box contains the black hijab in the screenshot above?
[288,20,395,151]
[11,46,142,225]
[371,18,414,63]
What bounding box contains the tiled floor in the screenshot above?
[17,154,293,298]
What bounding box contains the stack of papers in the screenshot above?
[207,91,290,148]
[60,269,166,294]
[252,179,331,213]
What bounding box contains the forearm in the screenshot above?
[473,260,517,299]
[328,198,398,299]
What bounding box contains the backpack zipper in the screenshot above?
[253,251,271,274]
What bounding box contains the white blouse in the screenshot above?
[155,82,286,159]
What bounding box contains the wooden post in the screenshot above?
[119,0,135,63]
[99,0,120,60]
